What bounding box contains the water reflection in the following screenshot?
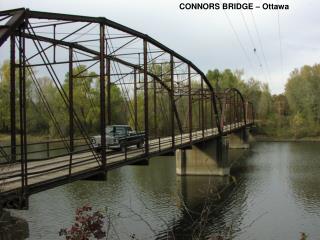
[166,175,233,239]
[287,143,320,214]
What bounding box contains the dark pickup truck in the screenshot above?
[90,125,145,152]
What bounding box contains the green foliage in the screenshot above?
[285,64,320,137]
[0,60,11,132]
[0,62,127,138]
[206,66,320,138]
[290,112,306,138]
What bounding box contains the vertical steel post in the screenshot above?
[228,96,231,130]
[69,47,73,177]
[143,39,149,154]
[106,38,111,126]
[220,95,226,133]
[233,91,236,127]
[211,89,222,135]
[209,93,214,130]
[225,97,228,129]
[170,54,175,148]
[234,93,236,127]
[100,24,106,170]
[10,35,16,163]
[188,65,192,142]
[204,91,207,131]
[237,93,241,126]
[53,24,56,63]
[153,77,157,138]
[236,94,238,126]
[237,94,239,127]
[134,68,138,131]
[19,25,27,207]
[198,95,201,130]
[201,78,204,138]
[18,30,25,198]
[237,93,239,126]
[245,101,248,125]
[229,95,232,130]
[22,29,27,200]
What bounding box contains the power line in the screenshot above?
[237,4,269,83]
[249,10,272,83]
[277,0,284,80]
[218,0,255,73]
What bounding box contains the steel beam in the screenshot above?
[188,65,192,142]
[99,24,106,171]
[69,47,73,177]
[106,38,111,125]
[18,28,26,205]
[201,78,204,138]
[134,69,138,131]
[143,39,149,154]
[153,77,157,137]
[0,9,25,47]
[10,35,16,163]
[170,54,175,148]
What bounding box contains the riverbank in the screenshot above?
[0,134,50,144]
[1,133,320,144]
[253,134,320,142]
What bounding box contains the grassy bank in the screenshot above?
[0,134,53,144]
[252,121,320,142]
[253,134,320,142]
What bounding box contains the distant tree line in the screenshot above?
[207,65,320,138]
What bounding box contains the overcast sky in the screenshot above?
[1,0,319,94]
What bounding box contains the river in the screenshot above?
[11,142,320,239]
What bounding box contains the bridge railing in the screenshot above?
[0,137,91,164]
[0,124,221,164]
[0,117,245,167]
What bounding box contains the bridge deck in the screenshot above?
[0,122,248,196]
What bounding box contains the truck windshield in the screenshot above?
[115,127,125,135]
[106,126,113,134]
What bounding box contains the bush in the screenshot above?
[59,204,106,240]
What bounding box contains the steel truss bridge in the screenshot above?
[0,8,254,209]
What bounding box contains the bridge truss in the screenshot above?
[0,8,254,208]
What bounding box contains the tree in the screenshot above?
[0,60,11,132]
[257,83,272,119]
[285,64,320,136]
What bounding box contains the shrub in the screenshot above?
[59,204,106,240]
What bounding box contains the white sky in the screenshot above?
[0,0,319,94]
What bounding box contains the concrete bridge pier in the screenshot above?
[228,127,250,149]
[176,137,229,176]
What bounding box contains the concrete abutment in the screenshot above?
[176,128,251,176]
[228,127,250,149]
